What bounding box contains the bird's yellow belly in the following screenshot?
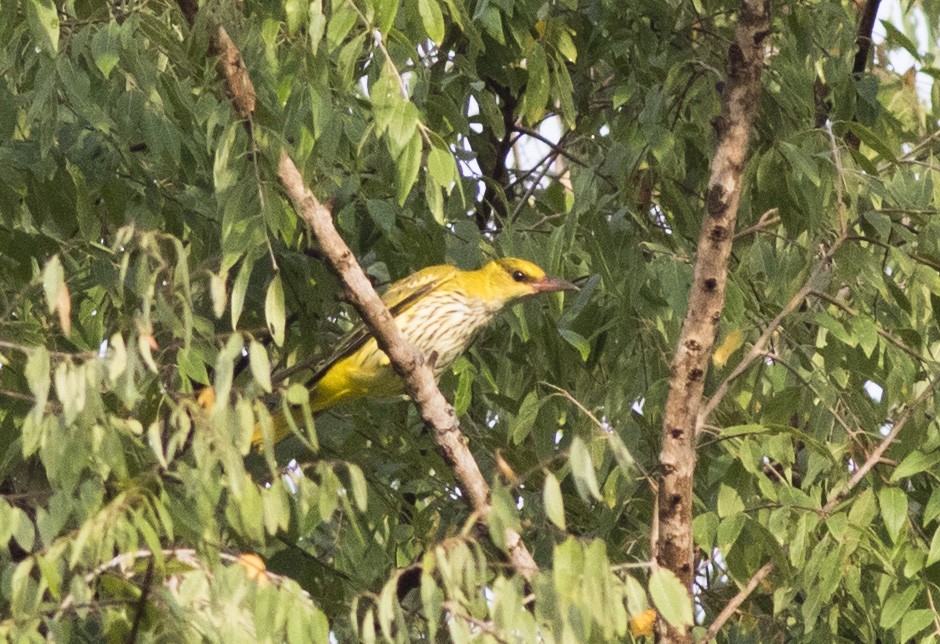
[310,295,494,410]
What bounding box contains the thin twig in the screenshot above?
[699,236,845,428]
[821,382,936,515]
[733,208,780,239]
[699,560,774,642]
[511,125,587,167]
[508,151,559,222]
[125,556,155,644]
[443,601,509,643]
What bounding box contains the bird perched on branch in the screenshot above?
[253,257,576,446]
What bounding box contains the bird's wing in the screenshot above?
[300,265,457,386]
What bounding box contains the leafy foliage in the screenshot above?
[3,0,940,641]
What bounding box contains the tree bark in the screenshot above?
[655,1,770,641]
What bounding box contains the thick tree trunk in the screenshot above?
[655,1,771,641]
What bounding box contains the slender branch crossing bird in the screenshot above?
[214,258,575,446]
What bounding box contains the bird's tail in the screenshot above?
[196,386,318,450]
[250,407,300,447]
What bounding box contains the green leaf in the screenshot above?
[385,101,421,158]
[716,514,745,552]
[308,0,327,55]
[230,259,253,331]
[558,328,590,361]
[879,584,919,628]
[649,568,693,629]
[66,161,96,240]
[543,472,566,530]
[213,122,240,193]
[488,483,521,551]
[851,316,879,358]
[779,141,820,187]
[845,122,897,161]
[285,0,305,34]
[452,357,473,414]
[366,199,396,232]
[249,340,272,393]
[395,132,422,205]
[879,487,908,542]
[425,178,444,225]
[11,507,36,552]
[556,29,577,62]
[570,436,601,500]
[926,526,940,567]
[717,483,745,518]
[924,486,940,526]
[210,271,227,319]
[326,2,358,53]
[42,255,64,314]
[900,609,934,642]
[522,42,549,125]
[91,23,120,79]
[510,391,541,444]
[890,449,940,482]
[347,464,368,511]
[881,21,922,61]
[265,275,286,346]
[27,0,59,55]
[427,145,456,189]
[376,0,400,34]
[421,571,443,640]
[417,0,445,45]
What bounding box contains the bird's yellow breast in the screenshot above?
[309,288,496,411]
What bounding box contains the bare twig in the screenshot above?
[511,125,587,167]
[821,382,935,515]
[125,556,155,644]
[699,560,774,643]
[655,3,771,640]
[275,157,540,579]
[174,0,538,581]
[732,208,780,239]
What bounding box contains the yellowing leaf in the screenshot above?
[712,328,744,367]
[629,608,657,637]
[236,553,270,587]
[56,284,71,337]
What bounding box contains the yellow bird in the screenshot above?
[254,257,576,445]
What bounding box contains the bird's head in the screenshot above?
[475,258,577,306]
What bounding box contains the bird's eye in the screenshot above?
[512,270,527,282]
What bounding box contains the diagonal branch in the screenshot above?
[175,1,538,581]
[698,560,774,643]
[655,1,770,641]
